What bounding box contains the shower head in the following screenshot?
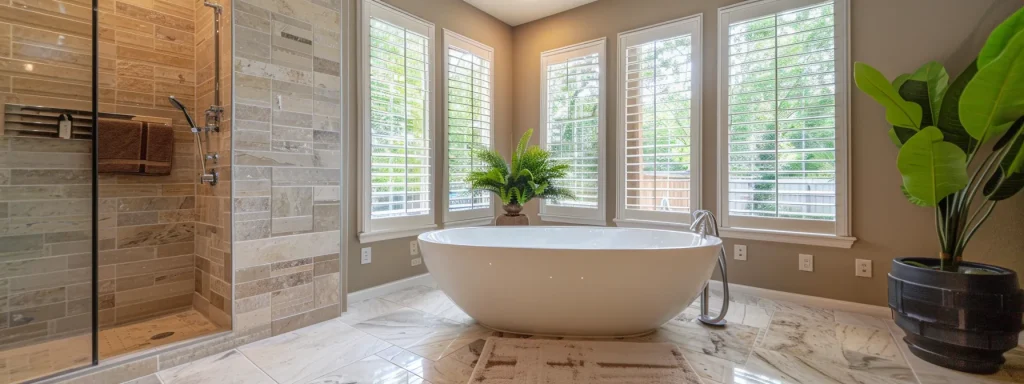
[168,96,197,129]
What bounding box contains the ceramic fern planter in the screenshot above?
[495,203,529,226]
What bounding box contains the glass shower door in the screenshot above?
[0,0,100,379]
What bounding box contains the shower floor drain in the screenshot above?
[150,332,175,340]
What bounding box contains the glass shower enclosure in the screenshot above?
[0,0,231,379]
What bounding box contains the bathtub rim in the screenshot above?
[417,226,722,252]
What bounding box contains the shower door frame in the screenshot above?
[90,0,101,369]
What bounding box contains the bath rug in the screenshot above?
[468,337,703,384]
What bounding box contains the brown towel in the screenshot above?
[97,119,173,175]
[98,118,144,173]
[142,122,173,175]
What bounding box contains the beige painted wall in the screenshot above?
[509,0,1024,306]
[343,0,514,292]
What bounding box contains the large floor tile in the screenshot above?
[651,315,761,365]
[679,350,737,383]
[239,319,391,384]
[760,310,848,363]
[376,346,473,384]
[352,308,492,361]
[834,310,890,329]
[884,319,1023,384]
[836,322,902,361]
[761,310,915,383]
[679,303,775,329]
[341,298,406,325]
[380,286,473,324]
[306,355,427,384]
[744,348,914,384]
[379,286,437,307]
[157,350,274,384]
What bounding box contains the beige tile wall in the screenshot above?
[191,0,233,329]
[0,137,94,349]
[0,0,207,347]
[231,0,342,336]
[93,0,201,328]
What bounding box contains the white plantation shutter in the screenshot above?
[539,39,607,225]
[360,0,436,242]
[616,16,702,228]
[444,30,494,225]
[718,0,853,245]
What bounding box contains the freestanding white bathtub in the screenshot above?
[418,226,723,337]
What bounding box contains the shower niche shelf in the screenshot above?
[1,103,172,140]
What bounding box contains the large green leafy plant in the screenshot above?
[466,129,575,207]
[854,7,1024,272]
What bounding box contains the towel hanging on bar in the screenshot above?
[97,118,174,176]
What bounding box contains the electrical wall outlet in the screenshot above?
[734,244,747,260]
[412,257,422,266]
[799,254,814,272]
[361,247,372,264]
[855,259,872,277]
[410,240,419,256]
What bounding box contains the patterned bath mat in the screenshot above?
[468,337,703,383]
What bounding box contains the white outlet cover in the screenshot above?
[734,245,747,261]
[412,257,422,266]
[361,247,372,264]
[799,254,813,272]
[410,240,419,256]
[855,259,872,277]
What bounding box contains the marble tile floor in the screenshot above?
[0,310,225,384]
[123,286,1024,384]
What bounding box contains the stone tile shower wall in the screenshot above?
[192,0,234,329]
[0,138,94,348]
[0,0,204,347]
[93,0,201,329]
[232,0,343,336]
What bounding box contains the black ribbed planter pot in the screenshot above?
[889,258,1024,374]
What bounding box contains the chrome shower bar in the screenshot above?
[203,2,223,141]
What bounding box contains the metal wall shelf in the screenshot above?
[2,104,173,140]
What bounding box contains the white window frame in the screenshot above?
[716,0,855,248]
[614,15,703,231]
[442,29,496,228]
[358,0,437,243]
[538,38,607,226]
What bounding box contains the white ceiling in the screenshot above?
[463,0,599,26]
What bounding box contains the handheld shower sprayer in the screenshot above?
[168,95,195,128]
[169,96,217,186]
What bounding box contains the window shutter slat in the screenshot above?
[447,45,492,213]
[623,35,694,214]
[369,17,432,219]
[726,1,837,221]
[545,52,602,209]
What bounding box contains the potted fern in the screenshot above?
[854,7,1024,374]
[466,129,575,225]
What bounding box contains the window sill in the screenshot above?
[718,227,857,249]
[613,218,692,231]
[539,215,607,226]
[359,224,438,243]
[443,217,494,228]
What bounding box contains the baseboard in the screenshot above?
[347,273,436,303]
[707,280,892,318]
